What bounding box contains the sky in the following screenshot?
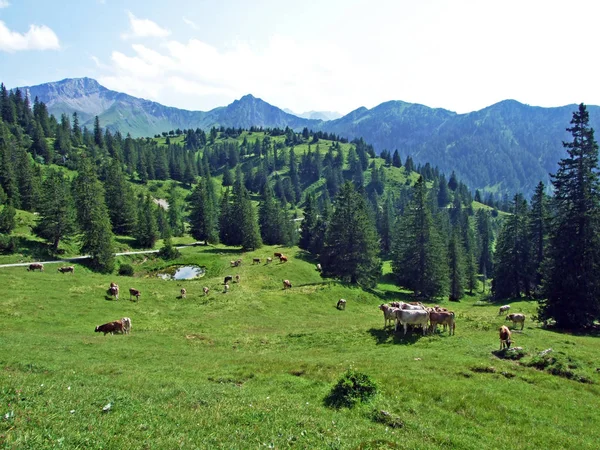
[0,0,598,115]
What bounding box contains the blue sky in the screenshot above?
[1,0,598,114]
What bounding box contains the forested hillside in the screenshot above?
[3,81,600,328]
[20,78,600,197]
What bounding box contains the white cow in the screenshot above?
[121,317,132,335]
[379,304,399,329]
[395,309,430,335]
[506,313,526,330]
[498,305,511,315]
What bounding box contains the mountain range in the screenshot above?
[20,77,600,196]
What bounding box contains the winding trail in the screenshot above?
[0,243,204,268]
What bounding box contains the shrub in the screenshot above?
[118,264,134,276]
[324,369,378,409]
[0,235,17,254]
[158,238,181,260]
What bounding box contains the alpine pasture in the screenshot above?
[1,245,599,449]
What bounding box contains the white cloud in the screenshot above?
[0,20,60,53]
[0,1,10,9]
[122,11,170,39]
[182,17,199,30]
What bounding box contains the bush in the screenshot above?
[324,369,378,409]
[118,264,134,276]
[158,238,181,260]
[0,235,17,254]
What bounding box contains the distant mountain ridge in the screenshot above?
[283,108,342,121]
[17,77,600,196]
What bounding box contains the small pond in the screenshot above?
[157,265,206,280]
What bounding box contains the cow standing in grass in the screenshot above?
[27,263,44,272]
[129,288,141,301]
[180,288,187,299]
[499,325,512,349]
[58,266,74,274]
[108,282,119,300]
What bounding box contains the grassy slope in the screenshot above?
[1,245,599,449]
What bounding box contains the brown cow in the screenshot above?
[283,279,292,289]
[274,252,283,258]
[129,288,141,301]
[252,258,261,264]
[95,320,124,335]
[429,311,455,335]
[499,325,512,350]
[235,274,240,283]
[180,288,187,299]
[279,255,288,263]
[27,263,44,272]
[58,266,74,274]
[224,275,233,284]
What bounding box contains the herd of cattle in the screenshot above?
[25,256,528,347]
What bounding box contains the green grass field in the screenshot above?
[1,245,599,449]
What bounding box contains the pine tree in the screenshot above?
[73,159,114,273]
[234,172,262,251]
[392,150,402,168]
[320,182,381,287]
[134,194,159,248]
[104,160,137,235]
[189,177,219,244]
[528,181,549,295]
[392,176,449,298]
[448,227,466,301]
[259,183,284,245]
[492,194,530,299]
[33,169,76,252]
[93,116,104,148]
[476,209,493,291]
[540,104,600,328]
[0,203,16,234]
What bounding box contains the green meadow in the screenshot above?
[1,245,599,449]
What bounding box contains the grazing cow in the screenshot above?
[223,283,229,293]
[95,320,124,335]
[379,304,399,329]
[224,275,233,284]
[129,288,141,301]
[180,288,187,299]
[108,283,119,300]
[316,263,322,272]
[401,302,426,311]
[506,313,526,330]
[230,260,238,267]
[121,317,132,335]
[499,325,512,349]
[235,274,240,283]
[266,257,273,264]
[498,305,511,315]
[429,311,456,335]
[279,255,288,263]
[274,252,283,258]
[395,309,430,335]
[390,301,402,308]
[58,266,74,274]
[283,279,292,289]
[336,299,346,310]
[203,286,209,296]
[27,263,44,272]
[252,258,261,264]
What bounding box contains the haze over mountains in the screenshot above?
[20,77,600,197]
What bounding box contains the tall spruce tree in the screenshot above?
[33,169,76,252]
[492,194,530,299]
[134,194,159,248]
[392,176,449,298]
[320,182,381,287]
[528,181,549,295]
[73,158,114,273]
[448,226,466,301]
[540,104,600,328]
[104,160,137,235]
[189,177,219,243]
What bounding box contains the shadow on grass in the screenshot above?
[541,324,600,337]
[367,327,426,345]
[14,237,56,261]
[293,250,318,264]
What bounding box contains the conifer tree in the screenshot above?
[392,150,402,168]
[104,160,137,235]
[189,177,219,244]
[134,194,159,248]
[492,194,530,299]
[320,182,381,287]
[259,183,284,245]
[73,158,114,272]
[448,227,466,301]
[527,181,549,294]
[233,171,262,251]
[540,104,600,328]
[33,169,76,252]
[476,209,493,290]
[0,203,16,234]
[392,176,449,298]
[93,116,104,148]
